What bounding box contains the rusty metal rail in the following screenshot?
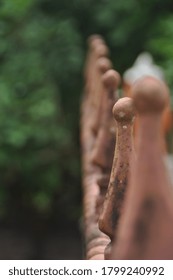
[80,35,173,260]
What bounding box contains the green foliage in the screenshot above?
[0,0,35,19]
[147,15,173,96]
[0,0,83,223]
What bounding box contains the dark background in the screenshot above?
[0,0,173,259]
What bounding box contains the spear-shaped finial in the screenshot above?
[111,76,173,260]
[99,97,135,259]
[91,69,120,170]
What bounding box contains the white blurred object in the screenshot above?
[165,155,173,186]
[123,52,164,84]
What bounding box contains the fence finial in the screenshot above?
[91,69,120,169]
[92,70,120,225]
[81,36,112,260]
[90,58,112,134]
[111,76,173,259]
[99,97,135,259]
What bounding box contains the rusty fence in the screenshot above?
[80,35,173,260]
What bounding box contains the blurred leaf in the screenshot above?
[32,192,51,213]
[0,0,35,19]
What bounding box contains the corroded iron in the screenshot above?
[82,35,109,129]
[81,37,112,260]
[81,55,111,176]
[95,174,110,221]
[91,70,120,224]
[99,97,135,259]
[84,34,105,81]
[86,235,110,260]
[83,178,110,260]
[111,76,173,259]
[90,58,112,134]
[91,70,120,170]
[82,64,113,258]
[81,35,173,261]
[85,35,109,83]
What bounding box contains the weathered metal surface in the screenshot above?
[99,97,135,259]
[91,70,120,170]
[81,57,112,176]
[82,36,109,131]
[95,174,110,221]
[82,68,114,256]
[81,35,173,261]
[111,76,173,259]
[81,37,113,260]
[90,58,112,134]
[90,70,121,226]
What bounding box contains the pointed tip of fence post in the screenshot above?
[91,69,120,169]
[91,70,121,224]
[87,34,109,58]
[94,44,110,58]
[132,76,169,113]
[97,57,112,73]
[102,69,121,90]
[113,96,135,123]
[88,34,104,45]
[99,97,135,259]
[111,76,173,260]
